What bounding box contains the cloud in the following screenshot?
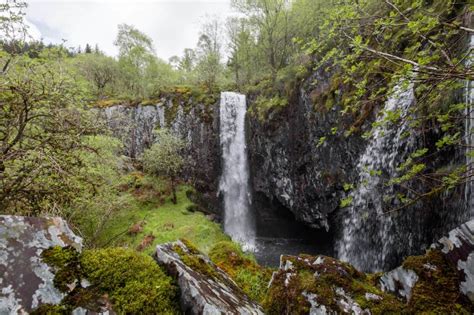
[25,0,234,59]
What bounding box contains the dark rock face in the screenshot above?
[154,240,264,315]
[101,97,221,214]
[247,69,469,271]
[247,71,364,231]
[0,215,82,313]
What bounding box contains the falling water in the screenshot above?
[465,33,474,218]
[337,79,416,272]
[219,92,256,251]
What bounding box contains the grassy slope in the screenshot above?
[95,185,230,255]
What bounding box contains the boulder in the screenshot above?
[380,219,474,305]
[0,215,82,314]
[265,219,474,314]
[265,254,403,314]
[154,240,264,315]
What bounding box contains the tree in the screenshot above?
[226,17,259,87]
[0,48,102,214]
[85,43,92,54]
[299,0,474,211]
[195,18,224,89]
[231,0,293,81]
[142,129,185,204]
[75,53,119,97]
[114,24,157,97]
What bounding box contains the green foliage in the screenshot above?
[340,196,353,208]
[142,128,185,203]
[0,49,104,215]
[249,95,288,121]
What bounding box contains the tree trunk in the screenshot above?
[171,178,177,204]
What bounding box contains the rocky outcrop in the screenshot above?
[265,220,474,314]
[380,219,474,304]
[0,215,82,314]
[101,93,221,214]
[154,240,264,315]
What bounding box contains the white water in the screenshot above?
[219,92,256,251]
[337,79,416,272]
[465,34,474,218]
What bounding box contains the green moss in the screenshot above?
[402,250,472,314]
[209,241,273,303]
[30,304,68,314]
[38,246,179,314]
[173,240,222,282]
[263,255,404,314]
[81,248,178,314]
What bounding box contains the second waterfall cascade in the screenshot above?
[219,92,256,251]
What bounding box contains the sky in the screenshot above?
[25,0,234,60]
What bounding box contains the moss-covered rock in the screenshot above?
[155,239,264,314]
[264,255,404,314]
[38,246,179,314]
[401,250,471,314]
[209,241,273,303]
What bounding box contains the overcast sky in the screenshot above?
[25,0,234,60]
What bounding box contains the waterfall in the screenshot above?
[337,79,416,272]
[465,33,474,217]
[219,92,256,251]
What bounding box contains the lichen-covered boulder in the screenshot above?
[0,215,82,314]
[154,240,264,315]
[432,219,474,302]
[264,255,403,314]
[380,219,474,311]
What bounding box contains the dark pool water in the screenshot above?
[253,236,334,267]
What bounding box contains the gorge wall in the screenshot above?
[246,68,469,271]
[101,91,221,214]
[102,64,471,271]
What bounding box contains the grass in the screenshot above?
[94,182,230,255]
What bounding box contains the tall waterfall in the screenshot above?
[337,80,416,272]
[219,92,256,250]
[465,33,474,217]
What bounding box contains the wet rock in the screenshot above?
[154,240,264,315]
[0,215,82,314]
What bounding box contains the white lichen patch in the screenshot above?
[0,215,82,313]
[365,292,382,301]
[302,291,328,315]
[458,252,474,303]
[313,256,324,265]
[380,267,418,301]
